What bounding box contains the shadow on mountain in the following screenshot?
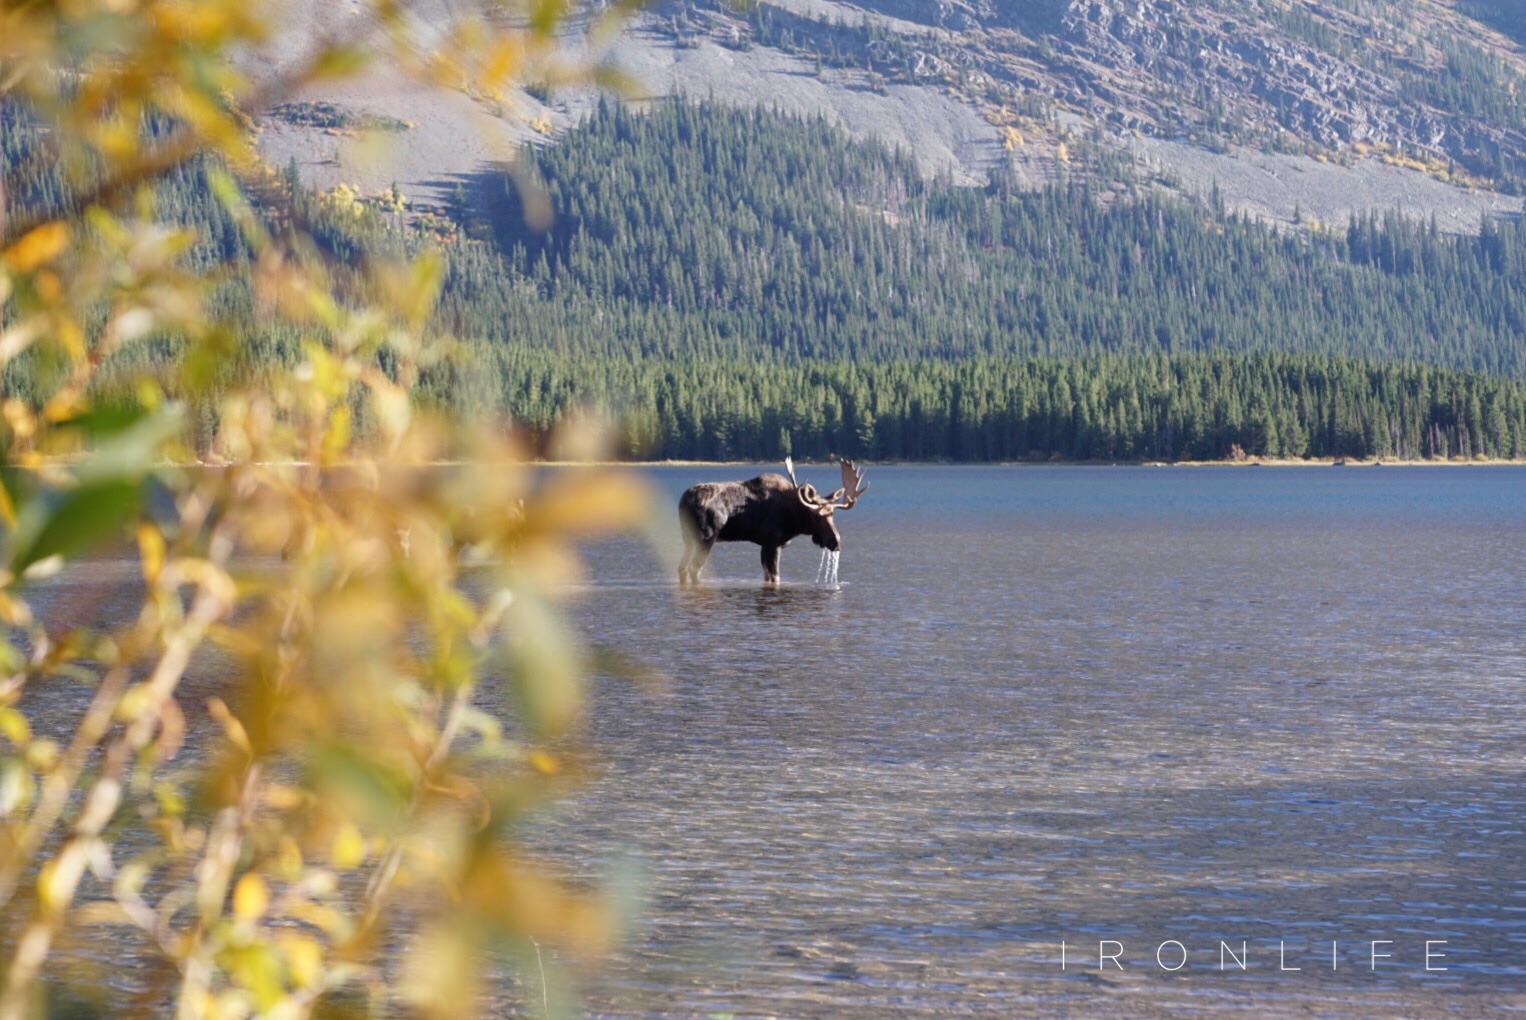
[1458,1,1526,48]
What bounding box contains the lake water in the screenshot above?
[11,465,1525,1017]
[537,465,1526,1018]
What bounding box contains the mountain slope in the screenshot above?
[676,0,1526,179]
[252,0,1526,231]
[8,95,1526,461]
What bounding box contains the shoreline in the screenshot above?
[553,457,1526,468]
[156,456,1526,469]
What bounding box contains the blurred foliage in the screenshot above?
[0,1,648,1017]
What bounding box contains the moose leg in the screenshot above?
[678,540,695,584]
[677,503,714,585]
[761,545,782,585]
[682,539,713,585]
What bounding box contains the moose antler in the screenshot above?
[787,457,869,512]
[831,459,870,510]
[785,457,824,510]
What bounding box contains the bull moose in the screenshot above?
[677,458,870,585]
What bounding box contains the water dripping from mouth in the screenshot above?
[815,548,840,587]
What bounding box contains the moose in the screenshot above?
[677,458,870,585]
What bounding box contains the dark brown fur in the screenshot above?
[677,473,841,585]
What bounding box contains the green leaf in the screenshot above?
[74,404,185,486]
[502,591,582,739]
[4,406,184,574]
[308,742,413,826]
[181,329,238,396]
[311,43,370,80]
[590,63,643,99]
[530,0,566,36]
[9,480,142,576]
[62,403,148,440]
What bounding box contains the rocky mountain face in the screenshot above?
[664,0,1526,188]
[253,1,1526,229]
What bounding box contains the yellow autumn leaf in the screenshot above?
[401,924,479,1019]
[287,900,350,939]
[40,388,88,423]
[275,837,304,879]
[0,592,29,628]
[0,707,30,745]
[137,523,166,585]
[36,848,84,915]
[24,740,58,772]
[232,873,269,922]
[0,760,34,817]
[278,934,324,990]
[482,36,525,88]
[529,470,653,538]
[2,222,70,273]
[262,786,307,811]
[58,319,87,361]
[0,399,31,438]
[322,405,352,463]
[331,823,366,870]
[0,481,15,532]
[206,697,253,756]
[72,902,135,926]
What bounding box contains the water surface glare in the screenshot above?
[541,465,1526,1017]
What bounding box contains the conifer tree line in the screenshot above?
[424,347,1526,462]
[480,99,1526,377]
[4,98,1526,460]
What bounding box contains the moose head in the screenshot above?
[784,456,870,553]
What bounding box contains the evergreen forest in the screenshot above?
[4,98,1526,461]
